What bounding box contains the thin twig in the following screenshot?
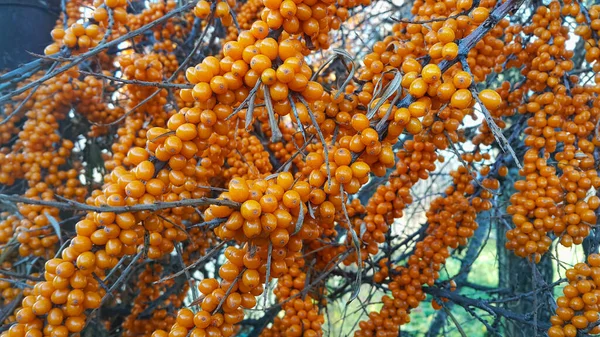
[0,194,240,213]
[79,70,193,89]
[0,1,201,104]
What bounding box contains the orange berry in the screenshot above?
[421,64,441,83]
[450,89,472,109]
[478,89,502,110]
[241,200,262,220]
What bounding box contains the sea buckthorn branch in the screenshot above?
[441,302,469,337]
[379,0,527,129]
[95,12,217,128]
[0,61,60,127]
[155,240,229,284]
[0,194,241,213]
[353,151,498,335]
[426,221,493,336]
[59,0,68,30]
[0,1,200,104]
[78,70,194,89]
[98,252,143,303]
[0,0,598,336]
[0,270,43,282]
[346,5,536,318]
[174,243,200,308]
[0,58,52,89]
[462,57,523,169]
[499,0,600,261]
[25,52,74,63]
[244,306,280,337]
[426,285,552,331]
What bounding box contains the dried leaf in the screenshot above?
[332,49,356,99]
[474,90,523,169]
[367,70,402,119]
[359,222,367,239]
[386,41,400,52]
[340,186,362,303]
[263,243,273,307]
[44,214,62,245]
[264,173,279,181]
[376,88,402,131]
[347,224,362,303]
[292,202,305,236]
[264,84,283,142]
[245,94,255,131]
[289,95,306,142]
[307,201,315,219]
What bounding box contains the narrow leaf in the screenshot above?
[245,93,255,131]
[264,84,283,142]
[292,202,305,236]
[45,213,63,245]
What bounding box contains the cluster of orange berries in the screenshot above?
[11,185,62,258]
[0,0,238,335]
[104,114,150,171]
[144,105,232,181]
[265,120,306,167]
[182,27,325,108]
[121,53,166,84]
[74,75,125,137]
[92,0,129,26]
[359,50,502,142]
[0,213,17,249]
[154,244,270,337]
[121,263,186,337]
[504,1,600,260]
[0,104,23,145]
[575,4,600,76]
[101,53,171,169]
[9,254,105,337]
[259,0,360,49]
[354,139,435,258]
[208,174,303,245]
[45,1,187,56]
[129,1,181,31]
[505,149,562,260]
[356,162,495,336]
[0,68,89,260]
[4,0,600,335]
[196,0,238,27]
[223,130,274,179]
[548,254,600,337]
[62,0,83,26]
[0,4,185,334]
[0,262,37,308]
[261,255,324,337]
[343,0,506,283]
[45,23,103,55]
[226,0,264,42]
